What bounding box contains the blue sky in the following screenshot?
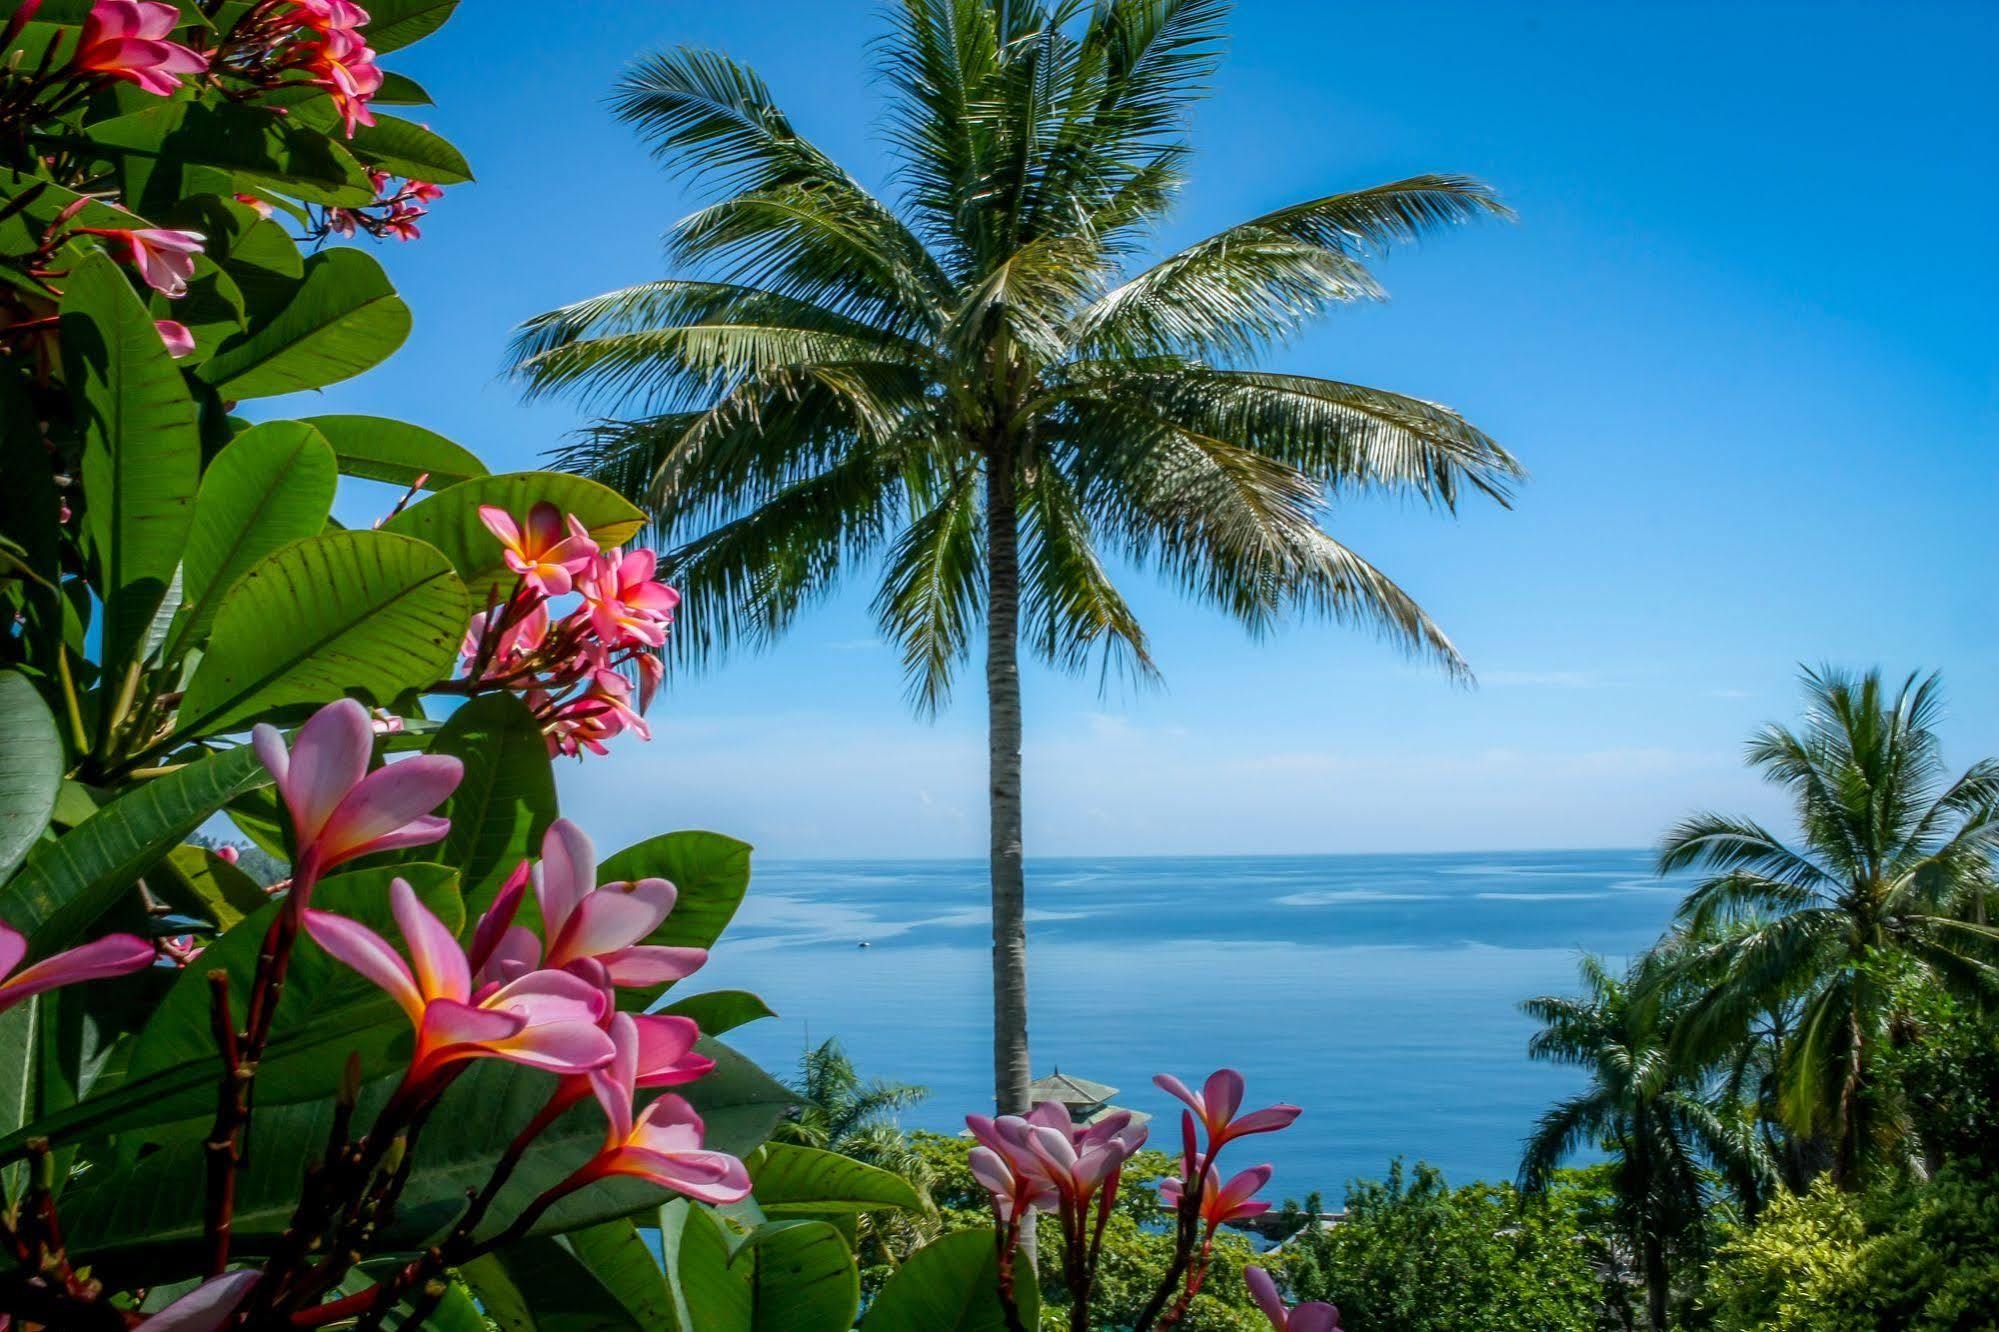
[302,1,1996,858]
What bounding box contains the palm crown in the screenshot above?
[511,0,1521,706]
[1656,667,1999,1182]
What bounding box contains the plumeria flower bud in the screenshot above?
[155,318,194,358]
[214,844,240,865]
[1246,1267,1341,1332]
[139,1268,262,1330]
[0,922,154,1015]
[72,0,206,96]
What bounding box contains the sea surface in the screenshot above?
[700,849,1686,1202]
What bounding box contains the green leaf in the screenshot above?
[473,1220,670,1332]
[657,990,776,1037]
[750,1144,922,1216]
[0,672,62,884]
[429,693,555,908]
[150,843,267,931]
[61,252,201,674]
[730,1220,859,1332]
[364,0,460,52]
[862,1230,1039,1332]
[58,1040,791,1273]
[198,248,411,399]
[174,530,470,740]
[172,420,338,656]
[0,743,267,952]
[659,1200,750,1331]
[296,415,487,490]
[598,832,752,1010]
[85,100,373,210]
[128,864,458,1084]
[348,112,474,184]
[382,472,645,593]
[373,71,434,106]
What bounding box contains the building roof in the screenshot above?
[1028,1070,1119,1106]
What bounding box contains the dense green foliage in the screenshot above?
[1276,1162,1608,1332]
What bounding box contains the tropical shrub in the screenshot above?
[1275,1161,1606,1332]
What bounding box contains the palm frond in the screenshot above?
[872,463,985,713]
[1019,459,1157,684]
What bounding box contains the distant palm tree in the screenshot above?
[1657,667,1999,1185]
[512,0,1522,1112]
[1521,953,1769,1332]
[775,1039,937,1260]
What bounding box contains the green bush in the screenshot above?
[1275,1161,1607,1332]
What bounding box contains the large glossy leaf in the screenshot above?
[151,843,267,931]
[599,832,752,1010]
[750,1144,922,1216]
[61,252,201,673]
[657,990,776,1037]
[171,419,338,655]
[365,0,460,52]
[429,693,555,909]
[297,414,487,489]
[174,530,470,739]
[0,672,62,883]
[730,1220,860,1332]
[382,472,645,593]
[57,1040,791,1274]
[198,248,411,399]
[0,743,267,952]
[659,1201,749,1331]
[85,99,373,209]
[862,1230,1040,1332]
[469,1220,669,1332]
[348,112,474,184]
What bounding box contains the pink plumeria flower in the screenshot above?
[72,0,206,96]
[155,318,194,358]
[461,600,550,674]
[579,548,679,648]
[284,0,369,30]
[233,193,275,219]
[475,819,706,990]
[138,1269,261,1330]
[1246,1267,1341,1332]
[1161,1162,1274,1230]
[0,922,154,1015]
[406,180,445,203]
[304,878,615,1087]
[79,227,204,298]
[477,503,598,597]
[968,1101,1146,1215]
[1155,1069,1301,1154]
[310,25,383,137]
[252,698,461,879]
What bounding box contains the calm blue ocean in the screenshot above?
[700,849,1685,1202]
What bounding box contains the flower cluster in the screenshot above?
[323,169,445,243]
[966,1068,1310,1332]
[211,0,383,137]
[458,502,680,759]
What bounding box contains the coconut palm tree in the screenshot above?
[1521,952,1769,1332]
[510,0,1523,1113]
[775,1039,937,1262]
[1656,667,1999,1185]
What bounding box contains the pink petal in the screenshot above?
[467,860,532,975]
[418,996,525,1064]
[552,889,669,964]
[523,502,564,551]
[0,933,154,1011]
[1215,1165,1272,1211]
[617,549,657,584]
[598,945,706,987]
[250,723,290,797]
[630,1013,699,1070]
[303,909,421,1023]
[1226,1105,1302,1139]
[0,923,27,980]
[392,878,468,1003]
[477,505,521,549]
[604,1145,751,1203]
[486,966,609,1026]
[284,699,373,843]
[1245,1267,1288,1329]
[316,754,461,867]
[1290,1306,1340,1332]
[480,1017,615,1076]
[477,925,543,988]
[144,1269,261,1331]
[1154,1072,1202,1118]
[534,819,595,937]
[1201,1069,1245,1125]
[589,1012,638,1141]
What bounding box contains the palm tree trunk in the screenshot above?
[986,445,1031,1114]
[1641,1230,1669,1332]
